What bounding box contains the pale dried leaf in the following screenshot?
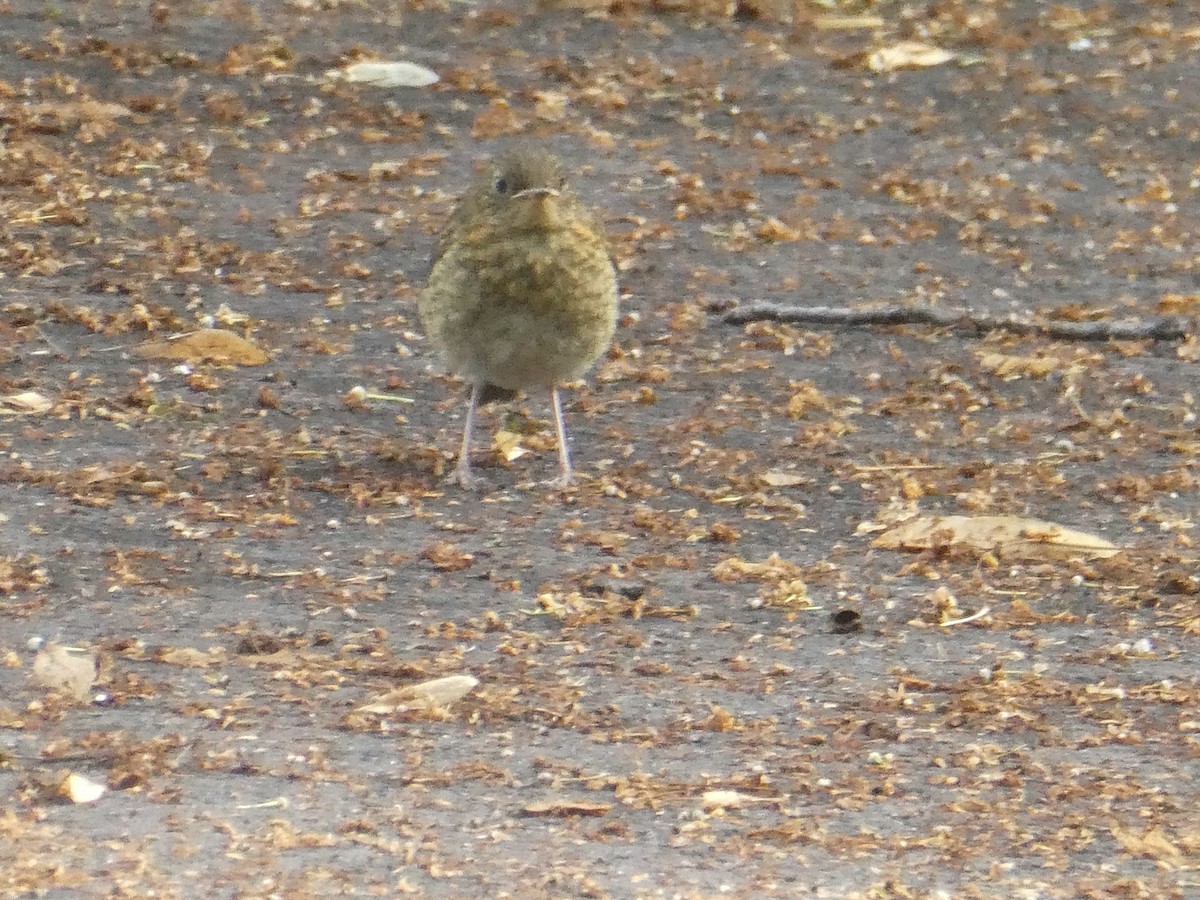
[712,552,803,582]
[1177,334,1200,362]
[759,470,808,488]
[701,790,781,809]
[65,773,107,804]
[157,647,223,668]
[137,329,270,366]
[873,515,1120,561]
[32,644,97,701]
[928,585,961,620]
[976,351,1064,380]
[406,674,479,706]
[533,90,569,121]
[1111,824,1184,866]
[815,14,885,30]
[868,41,956,73]
[213,303,251,326]
[27,99,130,122]
[0,391,53,416]
[523,798,611,817]
[494,429,529,463]
[358,674,479,714]
[338,61,439,88]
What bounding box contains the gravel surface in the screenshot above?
[0,2,1197,897]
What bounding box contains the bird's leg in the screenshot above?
[549,387,573,488]
[455,382,482,489]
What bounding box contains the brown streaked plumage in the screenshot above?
[420,147,618,489]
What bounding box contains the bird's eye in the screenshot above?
[495,177,508,194]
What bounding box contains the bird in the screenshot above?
[420,147,619,489]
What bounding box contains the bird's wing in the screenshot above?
[428,200,470,274]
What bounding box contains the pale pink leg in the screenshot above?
[455,383,482,489]
[550,387,573,488]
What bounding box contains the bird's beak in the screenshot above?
[513,187,561,201]
[512,187,562,228]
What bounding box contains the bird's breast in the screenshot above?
[465,220,615,316]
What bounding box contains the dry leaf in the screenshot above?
[0,391,53,415]
[420,541,475,572]
[155,647,223,668]
[213,303,251,326]
[137,329,270,366]
[32,643,98,701]
[920,586,991,627]
[868,42,956,73]
[27,99,130,123]
[1110,824,1184,867]
[976,351,1064,380]
[357,674,479,714]
[537,0,612,9]
[493,429,529,463]
[404,674,478,707]
[700,790,782,810]
[873,515,1120,561]
[336,61,439,88]
[927,585,961,622]
[814,14,886,30]
[712,553,811,608]
[1158,292,1200,314]
[786,381,834,419]
[758,470,808,488]
[757,217,804,242]
[533,90,569,121]
[523,799,611,817]
[1177,334,1200,362]
[712,552,803,582]
[64,773,107,804]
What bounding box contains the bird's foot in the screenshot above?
[546,469,574,490]
[455,461,482,490]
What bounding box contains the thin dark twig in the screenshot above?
[720,300,1194,342]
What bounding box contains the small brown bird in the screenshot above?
[420,147,618,488]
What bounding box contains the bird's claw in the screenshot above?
[455,463,481,491]
[546,470,574,490]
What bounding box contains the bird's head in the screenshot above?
[485,148,570,231]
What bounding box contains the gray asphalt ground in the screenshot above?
[1,2,1197,897]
